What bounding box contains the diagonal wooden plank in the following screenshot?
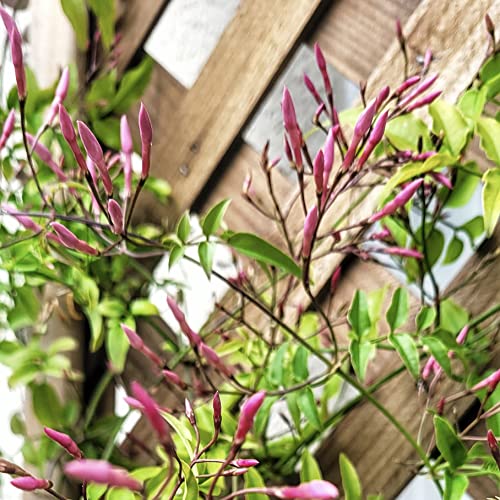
[116,0,169,74]
[135,0,324,227]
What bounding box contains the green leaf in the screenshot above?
[297,387,321,431]
[460,216,484,241]
[60,0,88,50]
[339,453,362,500]
[477,117,500,165]
[420,227,444,269]
[349,340,375,382]
[198,241,215,279]
[105,488,136,500]
[88,308,104,351]
[480,53,500,83]
[416,306,436,331]
[422,337,451,377]
[176,213,191,243]
[443,236,464,264]
[169,245,185,269]
[269,342,288,387]
[443,471,469,500]
[226,233,301,279]
[145,177,172,202]
[32,383,63,427]
[445,162,480,208]
[457,88,487,122]
[130,299,159,316]
[92,117,120,150]
[202,199,231,237]
[47,337,78,355]
[348,290,371,339]
[380,153,456,201]
[385,114,431,151]
[429,100,470,155]
[244,468,268,500]
[389,333,419,379]
[434,416,468,470]
[300,449,322,482]
[386,288,409,332]
[8,286,40,331]
[482,168,500,236]
[97,298,126,318]
[106,322,130,373]
[88,0,115,50]
[440,299,468,334]
[108,57,154,113]
[181,462,199,500]
[293,345,309,382]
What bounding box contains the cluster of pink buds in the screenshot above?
[396,73,441,113]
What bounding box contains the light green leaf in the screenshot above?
[443,471,469,500]
[480,53,500,83]
[457,88,486,122]
[269,342,288,387]
[300,449,322,482]
[440,299,468,334]
[443,236,464,264]
[88,0,115,49]
[445,162,480,208]
[482,168,500,236]
[293,345,309,382]
[169,244,184,269]
[60,0,88,50]
[181,462,199,500]
[339,453,362,500]
[422,337,451,377]
[145,177,172,202]
[130,299,159,316]
[386,288,409,332]
[460,216,484,241]
[88,308,104,351]
[176,213,191,243]
[198,241,215,278]
[202,199,231,237]
[244,468,268,500]
[32,383,63,427]
[106,322,129,373]
[349,340,375,382]
[348,290,371,339]
[429,100,470,155]
[226,232,301,278]
[47,337,78,355]
[416,306,436,331]
[389,333,419,379]
[385,114,431,151]
[434,416,468,470]
[86,483,108,500]
[97,298,126,318]
[297,387,321,431]
[477,117,500,165]
[105,488,136,500]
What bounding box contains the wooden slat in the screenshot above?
[316,226,500,498]
[116,0,168,73]
[135,0,324,228]
[312,0,422,83]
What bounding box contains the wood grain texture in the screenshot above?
[134,0,323,228]
[116,0,169,73]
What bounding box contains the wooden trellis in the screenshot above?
[32,0,500,497]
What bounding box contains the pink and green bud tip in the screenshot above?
[64,459,142,491]
[233,391,266,446]
[11,476,51,492]
[314,43,332,96]
[313,149,324,194]
[44,427,83,459]
[166,296,202,346]
[46,67,70,125]
[356,110,389,170]
[107,199,124,234]
[470,368,500,393]
[487,430,500,468]
[139,102,153,179]
[302,205,318,258]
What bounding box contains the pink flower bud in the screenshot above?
[11,476,51,492]
[302,205,318,258]
[405,90,442,112]
[330,266,341,296]
[231,459,259,468]
[27,133,67,181]
[382,247,423,259]
[213,391,222,431]
[356,111,389,170]
[314,102,326,123]
[199,342,234,377]
[369,178,424,223]
[342,99,377,170]
[121,324,143,350]
[44,427,83,459]
[276,480,339,499]
[423,48,433,73]
[313,150,324,193]
[471,369,500,393]
[412,151,436,161]
[304,73,322,104]
[0,7,14,34]
[166,296,202,346]
[322,126,336,192]
[2,203,41,233]
[107,199,123,234]
[124,396,144,411]
[50,222,98,255]
[6,21,26,100]
[64,459,142,491]
[422,357,439,381]
[284,134,293,163]
[242,173,253,198]
[370,227,392,240]
[59,105,88,173]
[430,172,452,190]
[139,102,152,179]
[487,430,500,468]
[282,87,303,170]
[398,73,439,109]
[456,325,469,345]
[131,381,168,442]
[162,369,187,390]
[485,13,495,37]
[233,391,266,446]
[395,75,421,96]
[314,43,332,95]
[376,86,390,111]
[120,115,133,196]
[0,109,15,149]
[395,18,404,47]
[46,67,70,125]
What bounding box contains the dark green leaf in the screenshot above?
[348,290,371,339]
[443,236,464,264]
[386,288,409,332]
[480,53,500,83]
[202,199,231,237]
[339,453,362,500]
[226,233,301,278]
[293,345,309,381]
[88,0,115,49]
[32,383,63,427]
[422,337,451,377]
[389,333,419,379]
[300,449,322,482]
[297,387,321,431]
[60,0,88,50]
[198,241,215,279]
[92,117,120,150]
[434,416,468,470]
